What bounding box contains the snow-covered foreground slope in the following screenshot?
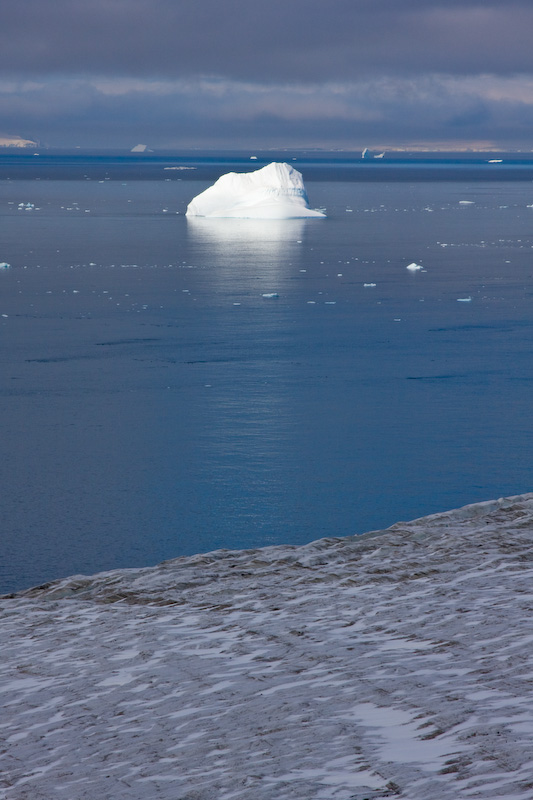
[186,162,326,218]
[2,494,533,800]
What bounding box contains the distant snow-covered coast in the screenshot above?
[2,494,533,799]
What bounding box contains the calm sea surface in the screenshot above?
[1,153,532,592]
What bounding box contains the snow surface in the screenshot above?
[2,493,533,799]
[186,162,326,219]
[0,136,37,148]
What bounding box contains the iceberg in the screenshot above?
[186,162,326,219]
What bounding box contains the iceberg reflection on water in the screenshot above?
[186,215,308,264]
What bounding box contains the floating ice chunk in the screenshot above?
[186,162,326,219]
[0,262,11,269]
[363,283,376,287]
[406,262,423,271]
[459,200,474,204]
[131,144,147,153]
[457,296,472,302]
[262,292,279,298]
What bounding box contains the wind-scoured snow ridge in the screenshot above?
[186,162,326,219]
[2,494,533,800]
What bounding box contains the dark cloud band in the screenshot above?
[1,1,533,80]
[2,74,533,149]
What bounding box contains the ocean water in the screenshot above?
[1,153,532,592]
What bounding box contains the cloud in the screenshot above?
[3,73,533,149]
[1,1,533,81]
[2,2,533,148]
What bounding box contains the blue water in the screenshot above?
[1,157,532,592]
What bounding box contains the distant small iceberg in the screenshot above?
[361,148,385,159]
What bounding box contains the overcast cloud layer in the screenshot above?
[1,0,533,149]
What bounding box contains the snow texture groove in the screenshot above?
[2,493,533,799]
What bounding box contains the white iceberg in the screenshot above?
[186,162,326,219]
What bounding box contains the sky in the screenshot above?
[1,0,533,151]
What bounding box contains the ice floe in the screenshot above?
[186,162,326,219]
[406,262,424,271]
[2,493,533,799]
